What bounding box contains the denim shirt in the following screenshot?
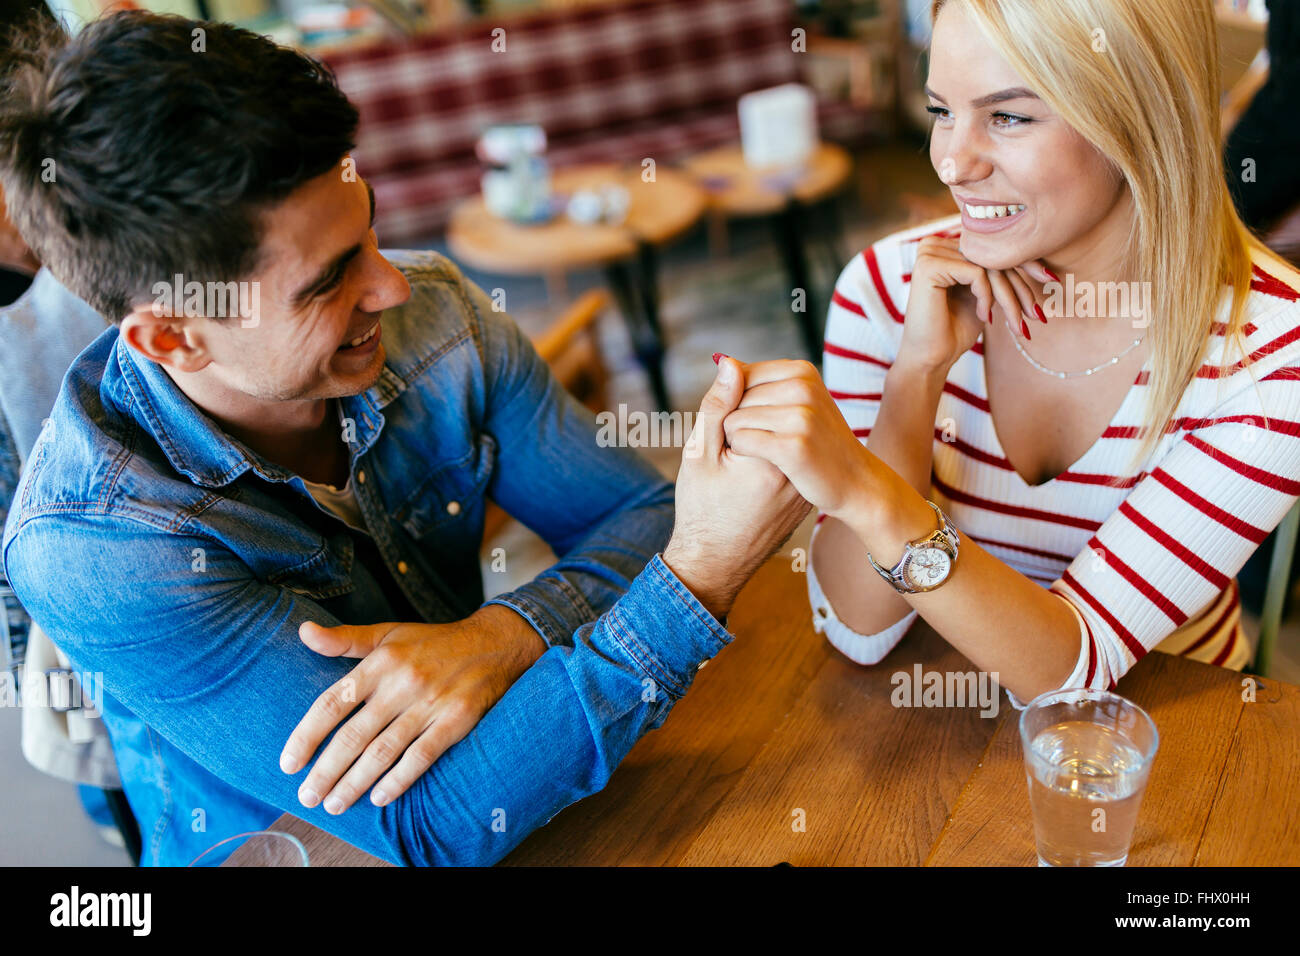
[3,251,731,865]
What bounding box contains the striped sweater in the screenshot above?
[807,214,1300,692]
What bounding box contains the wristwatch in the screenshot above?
[866,500,960,594]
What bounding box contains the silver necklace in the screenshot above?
[1003,313,1145,379]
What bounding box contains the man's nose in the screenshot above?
[361,255,412,313]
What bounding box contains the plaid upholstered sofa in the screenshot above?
[320,0,874,244]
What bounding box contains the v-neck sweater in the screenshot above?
[808,214,1300,693]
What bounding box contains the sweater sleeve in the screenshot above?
[1045,360,1300,695]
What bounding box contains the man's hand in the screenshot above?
[662,354,811,621]
[279,604,544,813]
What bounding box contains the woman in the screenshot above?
[719,0,1300,704]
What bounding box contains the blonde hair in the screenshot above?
[930,0,1294,469]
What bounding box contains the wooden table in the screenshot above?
[682,142,854,360]
[447,163,707,411]
[240,557,1300,867]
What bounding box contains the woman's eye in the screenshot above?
[925,106,1032,129]
[992,112,1031,127]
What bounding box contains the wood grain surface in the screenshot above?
[229,555,1300,867]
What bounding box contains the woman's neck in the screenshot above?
[1038,186,1143,328]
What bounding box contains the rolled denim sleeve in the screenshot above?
[457,268,676,648]
[4,515,728,866]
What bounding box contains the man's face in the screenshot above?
[125,162,411,403]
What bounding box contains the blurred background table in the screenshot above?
[447,163,706,411]
[235,556,1300,867]
[683,142,853,360]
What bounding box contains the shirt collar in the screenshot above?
[111,331,407,489]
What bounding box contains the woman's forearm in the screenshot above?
[842,472,1081,701]
[813,360,949,638]
[867,359,949,495]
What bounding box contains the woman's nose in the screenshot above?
[938,126,993,186]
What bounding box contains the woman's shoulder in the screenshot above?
[836,214,963,285]
[1211,251,1300,368]
[829,214,963,331]
[1191,251,1300,414]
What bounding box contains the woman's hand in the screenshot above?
[279,605,544,814]
[721,358,886,521]
[902,235,1056,373]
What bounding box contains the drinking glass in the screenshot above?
[187,830,310,867]
[1019,688,1158,866]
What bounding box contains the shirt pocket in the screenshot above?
[392,431,496,540]
[264,532,356,601]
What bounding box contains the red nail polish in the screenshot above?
[1044,267,1060,283]
[712,352,724,365]
[1034,303,1047,324]
[1020,317,1032,340]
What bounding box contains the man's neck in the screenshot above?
[163,366,349,485]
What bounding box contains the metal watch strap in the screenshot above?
[866,501,959,593]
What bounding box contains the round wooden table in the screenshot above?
[448,164,707,410]
[683,142,854,359]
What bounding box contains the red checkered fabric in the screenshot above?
[321,0,870,243]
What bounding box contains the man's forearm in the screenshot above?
[486,479,675,648]
[385,554,730,864]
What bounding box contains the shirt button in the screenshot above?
[446,500,461,516]
[397,561,408,575]
[357,470,366,485]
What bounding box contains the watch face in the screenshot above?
[904,546,951,589]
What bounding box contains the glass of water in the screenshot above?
[1019,688,1158,867]
[187,830,310,867]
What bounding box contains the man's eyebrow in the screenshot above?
[924,86,1041,109]
[289,179,376,308]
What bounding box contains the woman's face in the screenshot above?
[927,2,1128,272]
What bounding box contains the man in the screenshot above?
[0,12,808,865]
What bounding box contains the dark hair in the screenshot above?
[0,11,359,321]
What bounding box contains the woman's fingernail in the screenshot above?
[1020,317,1032,341]
[323,795,344,815]
[711,352,725,365]
[1044,267,1060,282]
[371,788,389,807]
[1034,303,1047,324]
[298,787,320,808]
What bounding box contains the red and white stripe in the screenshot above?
[816,214,1300,687]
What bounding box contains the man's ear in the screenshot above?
[119,307,212,373]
